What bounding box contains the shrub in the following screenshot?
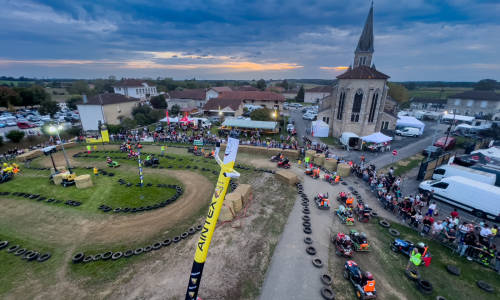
[6,130,25,143]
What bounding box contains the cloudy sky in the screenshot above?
[0,0,498,81]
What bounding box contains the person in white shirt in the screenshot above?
[431,221,444,237]
[427,202,437,216]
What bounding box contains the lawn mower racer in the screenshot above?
[270,153,283,162]
[349,229,370,251]
[144,155,159,167]
[355,200,372,223]
[334,232,354,258]
[305,166,320,179]
[106,157,120,168]
[324,173,340,185]
[277,157,290,169]
[314,192,330,210]
[391,240,432,267]
[344,260,377,299]
[336,205,355,225]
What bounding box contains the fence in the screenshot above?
[417,152,452,181]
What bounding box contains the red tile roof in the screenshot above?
[211,86,233,92]
[233,85,260,91]
[113,79,151,87]
[167,89,206,100]
[203,98,243,112]
[337,66,390,80]
[216,91,285,102]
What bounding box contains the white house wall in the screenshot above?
[304,92,331,103]
[113,85,158,99]
[77,104,105,131]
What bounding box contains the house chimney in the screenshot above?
[82,94,88,104]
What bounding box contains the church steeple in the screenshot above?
[354,2,374,68]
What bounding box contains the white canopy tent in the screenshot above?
[311,120,329,137]
[396,116,425,134]
[361,132,393,144]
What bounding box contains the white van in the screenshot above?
[419,176,500,220]
[395,127,421,137]
[432,164,497,186]
[340,132,361,150]
[191,118,212,129]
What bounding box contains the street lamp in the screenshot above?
[48,124,72,174]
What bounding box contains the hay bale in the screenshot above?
[283,149,300,159]
[314,153,325,166]
[219,203,234,222]
[16,149,43,162]
[324,158,338,171]
[305,150,316,162]
[226,192,243,214]
[337,163,351,177]
[235,184,252,205]
[52,173,66,185]
[276,170,299,186]
[75,174,93,189]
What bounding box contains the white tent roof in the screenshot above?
[397,116,425,133]
[222,118,278,130]
[361,132,393,144]
[311,120,329,137]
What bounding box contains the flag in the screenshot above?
[166,110,170,125]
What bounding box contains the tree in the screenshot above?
[150,94,167,109]
[38,99,60,117]
[15,85,49,107]
[6,130,25,143]
[256,79,267,90]
[250,108,273,121]
[296,85,305,102]
[67,80,89,95]
[474,79,497,91]
[0,86,21,108]
[132,105,163,125]
[121,118,137,129]
[387,82,409,103]
[279,79,289,90]
[66,96,81,111]
[169,104,180,116]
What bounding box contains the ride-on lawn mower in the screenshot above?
[349,230,370,252]
[344,260,377,299]
[61,173,76,187]
[336,205,355,225]
[391,239,432,267]
[314,192,330,210]
[333,232,354,258]
[144,156,159,167]
[277,158,290,169]
[324,173,340,185]
[106,158,120,168]
[355,200,372,223]
[270,153,283,162]
[305,167,320,179]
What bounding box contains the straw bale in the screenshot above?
[276,170,299,185]
[337,163,351,177]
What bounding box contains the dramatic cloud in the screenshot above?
[0,0,498,80]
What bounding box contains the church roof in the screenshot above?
[336,65,389,80]
[356,3,374,53]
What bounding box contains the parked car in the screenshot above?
[0,123,5,128]
[6,121,17,127]
[422,146,443,158]
[395,127,421,137]
[17,121,36,129]
[303,113,316,120]
[434,137,456,150]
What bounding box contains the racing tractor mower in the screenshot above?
[61,173,76,187]
[106,157,120,168]
[349,230,370,252]
[343,260,377,300]
[277,158,291,169]
[333,232,354,258]
[314,192,330,210]
[336,205,355,225]
[305,167,320,179]
[324,173,340,185]
[270,153,283,162]
[391,239,432,267]
[144,156,160,167]
[355,200,373,223]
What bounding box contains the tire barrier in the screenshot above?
[306,246,317,255]
[304,227,312,234]
[405,269,420,281]
[416,279,433,295]
[320,274,333,286]
[7,192,82,208]
[445,265,460,276]
[98,180,183,214]
[0,240,51,263]
[304,237,313,245]
[476,280,494,293]
[379,219,391,228]
[72,224,203,264]
[302,215,310,222]
[388,228,400,237]
[320,287,335,300]
[312,257,323,268]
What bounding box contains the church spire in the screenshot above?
[354,2,374,68]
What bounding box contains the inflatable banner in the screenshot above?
[185,137,240,300]
[85,129,110,143]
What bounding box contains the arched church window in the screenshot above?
[351,90,363,122]
[368,92,378,123]
[337,91,345,120]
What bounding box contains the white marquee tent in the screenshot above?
[311,120,329,137]
[396,116,425,134]
[361,132,393,144]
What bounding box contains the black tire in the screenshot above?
[303,221,311,227]
[134,248,144,255]
[144,246,152,252]
[304,237,313,245]
[93,254,102,261]
[304,227,312,234]
[446,265,460,276]
[181,232,189,239]
[123,250,134,258]
[14,248,27,256]
[173,236,181,243]
[0,240,8,250]
[83,256,93,263]
[72,252,85,263]
[370,211,378,217]
[22,250,34,259]
[303,209,310,215]
[152,242,162,250]
[320,287,336,300]
[111,252,123,260]
[306,246,317,255]
[312,258,323,268]
[379,220,391,228]
[196,225,203,231]
[321,274,333,286]
[405,269,420,281]
[476,280,494,293]
[417,279,433,294]
[188,227,196,235]
[37,253,51,262]
[302,215,310,222]
[26,252,39,261]
[162,239,172,247]
[389,228,400,237]
[102,251,113,260]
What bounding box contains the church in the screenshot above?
[318,4,398,137]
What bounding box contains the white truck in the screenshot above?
[419,176,500,220]
[340,132,361,150]
[432,164,497,186]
